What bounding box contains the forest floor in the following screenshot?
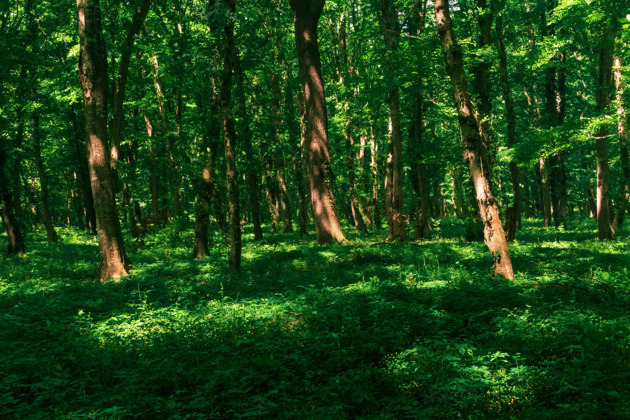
[1,216,630,419]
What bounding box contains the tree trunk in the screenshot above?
[289,0,345,244]
[380,0,405,240]
[221,0,241,271]
[149,52,182,218]
[614,52,629,230]
[109,0,153,168]
[31,93,58,243]
[69,103,97,234]
[434,0,513,279]
[539,158,553,227]
[234,47,263,241]
[370,123,381,228]
[496,12,519,240]
[473,0,493,160]
[595,33,615,240]
[0,140,26,254]
[77,0,131,280]
[295,92,310,235]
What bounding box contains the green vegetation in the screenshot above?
[2,218,629,419]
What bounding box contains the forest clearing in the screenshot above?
[2,0,630,417]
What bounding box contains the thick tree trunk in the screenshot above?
[434,0,513,279]
[221,0,241,271]
[77,0,131,280]
[289,0,345,244]
[595,34,615,240]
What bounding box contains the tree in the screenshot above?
[434,0,514,279]
[288,0,345,244]
[76,0,131,280]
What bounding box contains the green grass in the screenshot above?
[1,217,630,419]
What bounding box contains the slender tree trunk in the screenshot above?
[109,0,153,168]
[370,123,381,228]
[595,33,615,240]
[77,0,131,280]
[380,0,405,240]
[0,141,26,254]
[289,0,345,244]
[496,12,519,240]
[473,0,493,160]
[69,103,97,234]
[539,158,553,227]
[149,52,182,218]
[614,52,629,230]
[295,92,310,234]
[234,47,263,241]
[434,0,513,279]
[221,0,241,271]
[30,94,58,243]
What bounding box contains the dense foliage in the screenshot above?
[2,219,630,418]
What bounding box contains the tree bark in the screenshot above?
[30,89,58,243]
[0,140,26,254]
[109,0,153,168]
[380,0,405,240]
[473,0,493,160]
[77,0,131,280]
[221,0,241,271]
[496,12,519,240]
[595,33,615,240]
[614,52,629,230]
[289,0,345,244]
[434,0,514,279]
[235,47,263,241]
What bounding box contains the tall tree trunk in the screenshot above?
[30,90,58,243]
[77,0,131,280]
[370,123,381,228]
[289,0,345,244]
[614,52,629,230]
[380,0,405,240]
[235,47,263,241]
[221,0,241,271]
[69,103,97,234]
[0,141,26,254]
[109,0,153,168]
[149,52,182,218]
[539,158,553,227]
[473,0,493,160]
[595,33,615,240]
[496,12,519,240]
[295,91,310,234]
[434,0,514,279]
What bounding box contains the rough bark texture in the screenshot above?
[496,13,519,240]
[221,0,241,271]
[289,0,345,244]
[77,0,131,280]
[595,34,615,240]
[434,0,514,279]
[380,0,405,240]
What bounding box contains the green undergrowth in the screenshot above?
[1,217,630,419]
